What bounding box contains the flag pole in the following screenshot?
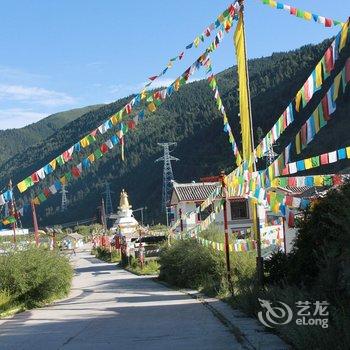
[239,2,264,285]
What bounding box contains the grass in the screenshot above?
[125,259,160,276]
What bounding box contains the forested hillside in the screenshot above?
[1,39,350,226]
[0,105,103,165]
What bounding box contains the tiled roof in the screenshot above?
[173,182,220,202]
[278,186,330,198]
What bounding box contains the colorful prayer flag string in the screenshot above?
[258,0,345,27]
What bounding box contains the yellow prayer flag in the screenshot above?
[295,90,302,112]
[234,13,253,162]
[32,197,40,205]
[333,72,342,100]
[49,159,57,170]
[140,89,147,100]
[88,153,95,163]
[314,175,323,186]
[60,176,67,185]
[80,137,89,148]
[269,0,277,7]
[315,61,323,88]
[303,12,312,20]
[17,181,27,193]
[346,146,350,158]
[148,102,157,113]
[304,158,313,170]
[340,21,349,52]
[110,115,118,125]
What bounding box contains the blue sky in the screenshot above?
[0,0,346,129]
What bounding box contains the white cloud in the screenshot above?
[0,108,48,129]
[0,84,76,107]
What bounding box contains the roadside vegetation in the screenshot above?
[124,258,160,276]
[159,182,350,350]
[93,246,121,263]
[0,248,73,317]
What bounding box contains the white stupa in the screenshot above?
[112,189,139,238]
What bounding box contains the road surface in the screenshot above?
[0,251,244,350]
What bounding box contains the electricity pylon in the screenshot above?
[102,182,114,216]
[155,143,179,215]
[60,184,68,212]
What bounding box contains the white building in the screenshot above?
[170,181,255,239]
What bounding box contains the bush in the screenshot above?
[95,247,121,263]
[159,239,256,296]
[126,258,160,276]
[0,248,73,307]
[0,290,12,312]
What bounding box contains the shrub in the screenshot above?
[0,290,12,312]
[159,239,257,296]
[94,247,121,263]
[0,248,73,306]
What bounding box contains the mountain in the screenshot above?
[0,105,103,165]
[1,39,350,227]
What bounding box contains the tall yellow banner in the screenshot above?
[234,13,253,162]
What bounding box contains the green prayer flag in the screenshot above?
[38,192,47,203]
[94,149,103,160]
[311,156,320,167]
[56,155,65,166]
[65,172,73,182]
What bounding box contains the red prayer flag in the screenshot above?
[125,104,132,114]
[43,188,51,197]
[179,52,184,60]
[285,196,293,207]
[229,4,235,17]
[149,76,157,81]
[325,18,333,27]
[71,167,81,178]
[320,153,329,165]
[324,47,334,73]
[333,175,343,186]
[100,143,109,154]
[288,211,295,228]
[321,95,331,120]
[290,7,297,15]
[346,58,350,83]
[288,177,297,187]
[282,166,289,176]
[31,173,39,183]
[91,129,98,137]
[127,120,136,129]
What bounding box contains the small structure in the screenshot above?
[170,180,254,238]
[111,189,139,238]
[62,232,84,250]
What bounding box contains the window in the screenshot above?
[230,200,248,220]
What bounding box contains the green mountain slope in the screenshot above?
[1,39,350,226]
[0,105,103,165]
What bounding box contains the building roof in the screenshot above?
[171,181,220,203]
[277,186,330,199]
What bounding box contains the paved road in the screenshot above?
[0,251,242,350]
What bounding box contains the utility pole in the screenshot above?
[31,201,39,247]
[155,142,179,225]
[60,184,68,211]
[102,182,114,216]
[220,171,232,290]
[8,180,17,245]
